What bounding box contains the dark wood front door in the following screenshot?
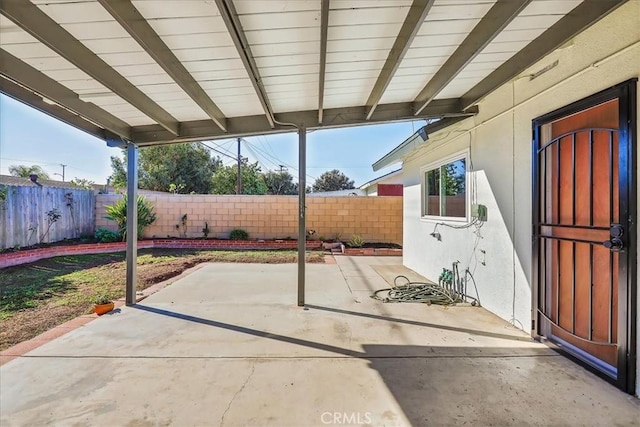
[533,80,637,393]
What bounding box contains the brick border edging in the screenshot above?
[342,248,402,256]
[0,239,324,269]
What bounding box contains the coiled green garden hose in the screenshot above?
[371,275,479,306]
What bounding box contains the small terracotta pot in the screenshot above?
[94,302,115,315]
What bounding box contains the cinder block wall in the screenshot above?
[95,194,402,244]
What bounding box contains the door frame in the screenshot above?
[531,79,637,393]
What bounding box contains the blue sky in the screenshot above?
[0,94,421,187]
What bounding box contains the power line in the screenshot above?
[246,141,317,181]
[1,157,62,167]
[66,164,103,175]
[243,143,278,171]
[245,141,296,171]
[247,135,318,181]
[199,142,238,161]
[210,139,237,158]
[244,140,282,168]
[258,135,282,163]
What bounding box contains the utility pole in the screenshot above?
[54,164,67,181]
[278,165,287,173]
[236,138,242,195]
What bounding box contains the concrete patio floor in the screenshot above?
[1,256,638,426]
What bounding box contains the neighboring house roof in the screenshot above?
[358,169,402,190]
[372,117,468,171]
[0,174,83,190]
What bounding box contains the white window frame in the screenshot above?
[420,149,470,222]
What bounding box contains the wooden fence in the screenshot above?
[0,185,95,249]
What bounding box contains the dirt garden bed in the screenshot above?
[0,239,325,268]
[0,238,402,268]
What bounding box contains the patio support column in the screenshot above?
[125,142,138,306]
[297,125,306,307]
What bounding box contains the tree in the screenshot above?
[109,143,222,194]
[442,160,465,196]
[211,160,267,195]
[8,164,50,180]
[312,169,355,192]
[264,170,297,195]
[110,156,127,189]
[70,177,95,190]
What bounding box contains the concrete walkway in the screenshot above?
[1,257,638,426]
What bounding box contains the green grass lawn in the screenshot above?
[0,249,325,350]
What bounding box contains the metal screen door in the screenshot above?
[532,80,636,393]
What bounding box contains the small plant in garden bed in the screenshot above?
[40,208,62,243]
[92,293,115,315]
[229,229,249,240]
[95,228,121,243]
[27,224,38,246]
[79,234,94,243]
[348,234,364,248]
[202,221,210,238]
[93,294,112,305]
[176,213,188,238]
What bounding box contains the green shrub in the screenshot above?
[94,228,121,243]
[348,234,364,248]
[229,228,249,240]
[104,195,157,240]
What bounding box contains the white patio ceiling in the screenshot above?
[0,0,626,146]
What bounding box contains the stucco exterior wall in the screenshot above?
[401,2,639,394]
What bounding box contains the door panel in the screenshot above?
[533,80,637,393]
[540,100,619,368]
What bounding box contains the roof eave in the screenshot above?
[372,115,473,172]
